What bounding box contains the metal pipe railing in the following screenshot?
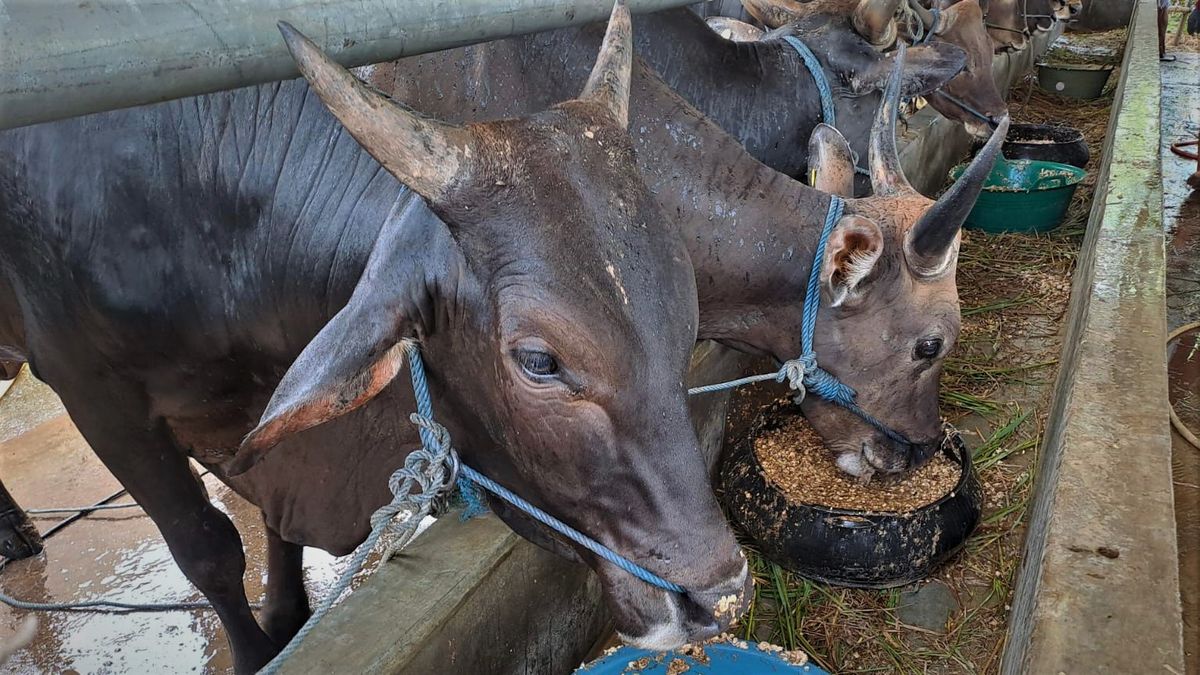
[0,0,694,131]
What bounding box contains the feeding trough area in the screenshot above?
[1036,62,1114,99]
[721,405,982,588]
[0,0,1191,674]
[949,158,1087,233]
[999,122,1090,167]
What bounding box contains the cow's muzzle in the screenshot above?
[617,561,752,650]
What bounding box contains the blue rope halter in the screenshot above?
[780,35,872,178]
[782,35,836,127]
[688,196,914,451]
[403,342,686,594]
[915,7,942,45]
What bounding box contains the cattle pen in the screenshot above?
[0,0,1193,673]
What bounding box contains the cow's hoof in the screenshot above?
[262,602,311,648]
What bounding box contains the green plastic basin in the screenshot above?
[948,159,1087,234]
[1036,63,1114,100]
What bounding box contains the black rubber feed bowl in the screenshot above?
[1002,123,1089,168]
[719,406,982,589]
[973,122,1090,168]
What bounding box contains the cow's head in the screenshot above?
[745,7,968,146]
[908,0,1008,138]
[747,0,1004,140]
[796,54,1008,480]
[982,0,1073,51]
[236,3,750,649]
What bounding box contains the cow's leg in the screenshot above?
[0,476,42,560]
[54,380,277,673]
[261,523,311,646]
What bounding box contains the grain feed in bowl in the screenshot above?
[754,415,959,512]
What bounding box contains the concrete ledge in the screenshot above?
[277,514,610,675]
[899,27,1059,194]
[1001,2,1185,672]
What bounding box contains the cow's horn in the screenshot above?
[906,115,1010,276]
[868,43,917,197]
[278,22,471,203]
[907,0,937,32]
[580,0,633,128]
[853,0,901,45]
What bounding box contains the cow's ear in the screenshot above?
[229,208,473,475]
[809,124,856,196]
[822,215,885,308]
[856,42,965,97]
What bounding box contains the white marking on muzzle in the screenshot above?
[618,590,689,651]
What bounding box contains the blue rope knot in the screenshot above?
[916,7,942,45]
[775,358,808,400]
[369,419,458,531]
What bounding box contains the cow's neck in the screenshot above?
[619,69,831,358]
[629,10,818,176]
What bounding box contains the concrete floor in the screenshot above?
[0,369,354,673]
[1161,52,1200,675]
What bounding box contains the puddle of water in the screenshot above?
[0,374,355,673]
[1162,53,1200,675]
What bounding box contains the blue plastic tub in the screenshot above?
[576,642,829,674]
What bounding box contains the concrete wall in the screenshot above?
[1001,1,1185,672]
[1072,0,1136,31]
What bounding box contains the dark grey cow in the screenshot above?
[361,15,1004,477]
[742,0,1009,139]
[365,7,966,195]
[0,4,750,670]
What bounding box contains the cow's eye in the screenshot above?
[914,337,943,360]
[516,349,560,379]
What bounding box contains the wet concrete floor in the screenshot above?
[1161,52,1200,675]
[0,369,354,673]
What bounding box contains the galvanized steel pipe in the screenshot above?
[0,0,694,130]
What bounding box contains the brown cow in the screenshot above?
[981,0,1079,51]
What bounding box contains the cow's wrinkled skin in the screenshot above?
[744,0,904,45]
[359,29,1005,478]
[0,4,751,671]
[746,0,1008,139]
